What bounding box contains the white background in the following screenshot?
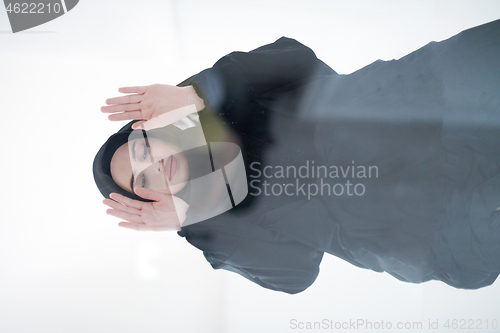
[1,1,500,332]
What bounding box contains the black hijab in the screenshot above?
[92,120,152,202]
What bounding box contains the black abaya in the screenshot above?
[177,19,500,293]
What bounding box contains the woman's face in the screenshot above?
[110,138,189,196]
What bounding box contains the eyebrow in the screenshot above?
[130,140,137,192]
[131,140,137,160]
[130,174,135,193]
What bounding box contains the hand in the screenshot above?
[101,84,205,128]
[103,188,189,231]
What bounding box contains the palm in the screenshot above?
[103,188,189,232]
[140,195,187,227]
[101,84,200,123]
[145,85,189,119]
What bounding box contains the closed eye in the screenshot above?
[142,142,148,160]
[132,140,137,160]
[131,140,149,161]
[130,172,146,193]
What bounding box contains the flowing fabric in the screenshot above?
[176,20,500,294]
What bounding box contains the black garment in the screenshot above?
[178,19,500,294]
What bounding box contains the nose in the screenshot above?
[154,160,163,175]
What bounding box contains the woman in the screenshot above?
[94,19,500,294]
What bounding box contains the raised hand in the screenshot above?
[103,188,189,231]
[101,84,205,128]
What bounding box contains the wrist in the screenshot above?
[184,85,205,112]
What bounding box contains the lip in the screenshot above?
[162,155,177,181]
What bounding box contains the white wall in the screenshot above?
[1,1,499,332]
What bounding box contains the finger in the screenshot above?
[134,187,170,202]
[108,111,144,121]
[101,103,141,113]
[106,209,143,223]
[118,222,149,231]
[106,94,143,106]
[138,104,197,131]
[103,198,142,215]
[118,86,148,94]
[131,120,146,130]
[109,193,144,210]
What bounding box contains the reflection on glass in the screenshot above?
[94,19,500,294]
